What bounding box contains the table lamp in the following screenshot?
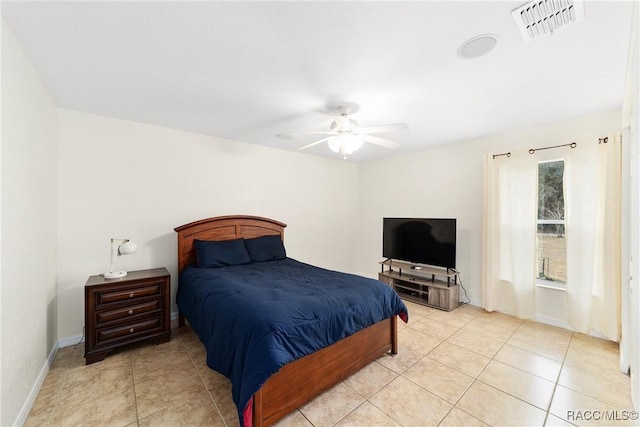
[103,238,138,279]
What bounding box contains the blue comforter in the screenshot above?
[176,258,408,426]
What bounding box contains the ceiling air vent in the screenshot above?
[512,0,584,42]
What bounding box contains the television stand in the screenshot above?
[378,259,459,311]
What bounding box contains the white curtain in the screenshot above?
[483,135,622,339]
[482,150,539,319]
[564,133,622,340]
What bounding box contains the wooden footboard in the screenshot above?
[252,316,398,427]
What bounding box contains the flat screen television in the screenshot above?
[383,218,456,268]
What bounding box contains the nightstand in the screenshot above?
[84,267,171,364]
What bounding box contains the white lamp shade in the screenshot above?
[118,241,138,255]
[328,134,364,155]
[328,137,342,153]
[342,134,363,154]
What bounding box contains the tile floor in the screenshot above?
[26,301,635,426]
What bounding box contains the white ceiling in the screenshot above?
[1,1,634,162]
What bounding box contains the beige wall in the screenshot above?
[1,21,58,426]
[356,110,622,328]
[56,109,360,339]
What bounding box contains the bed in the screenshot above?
[174,215,408,427]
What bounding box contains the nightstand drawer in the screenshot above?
[96,283,162,306]
[96,299,161,325]
[96,317,163,344]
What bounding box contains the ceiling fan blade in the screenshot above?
[361,134,399,149]
[297,137,332,151]
[355,123,409,134]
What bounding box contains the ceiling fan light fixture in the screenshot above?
[295,106,405,158]
[328,133,364,157]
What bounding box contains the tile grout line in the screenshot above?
[470,320,577,426]
[347,306,454,427]
[543,331,576,426]
[443,314,522,426]
[363,359,409,426]
[431,313,481,426]
[329,384,368,427]
[178,326,230,427]
[395,308,490,426]
[441,316,578,425]
[129,350,141,427]
[190,351,230,426]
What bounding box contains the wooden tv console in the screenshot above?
[379,259,459,311]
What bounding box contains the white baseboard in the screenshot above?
[534,314,573,330]
[13,342,59,426]
[58,333,84,348]
[534,314,609,340]
[464,297,482,307]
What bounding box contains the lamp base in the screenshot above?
[103,271,128,279]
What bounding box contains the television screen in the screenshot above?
[383,218,456,268]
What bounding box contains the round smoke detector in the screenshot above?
[457,34,499,59]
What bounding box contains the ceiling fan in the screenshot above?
[297,106,409,159]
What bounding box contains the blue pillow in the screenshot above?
[194,238,251,268]
[244,235,286,262]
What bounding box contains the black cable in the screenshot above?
[456,270,471,304]
[73,326,85,349]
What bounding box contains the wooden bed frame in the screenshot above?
[174,215,399,427]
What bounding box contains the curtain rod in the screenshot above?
[491,136,608,159]
[528,142,576,154]
[492,152,511,159]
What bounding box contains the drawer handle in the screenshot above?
[129,293,135,298]
[128,309,134,315]
[129,328,134,333]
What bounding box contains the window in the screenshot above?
[537,160,566,285]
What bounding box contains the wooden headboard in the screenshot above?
[173,215,287,274]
